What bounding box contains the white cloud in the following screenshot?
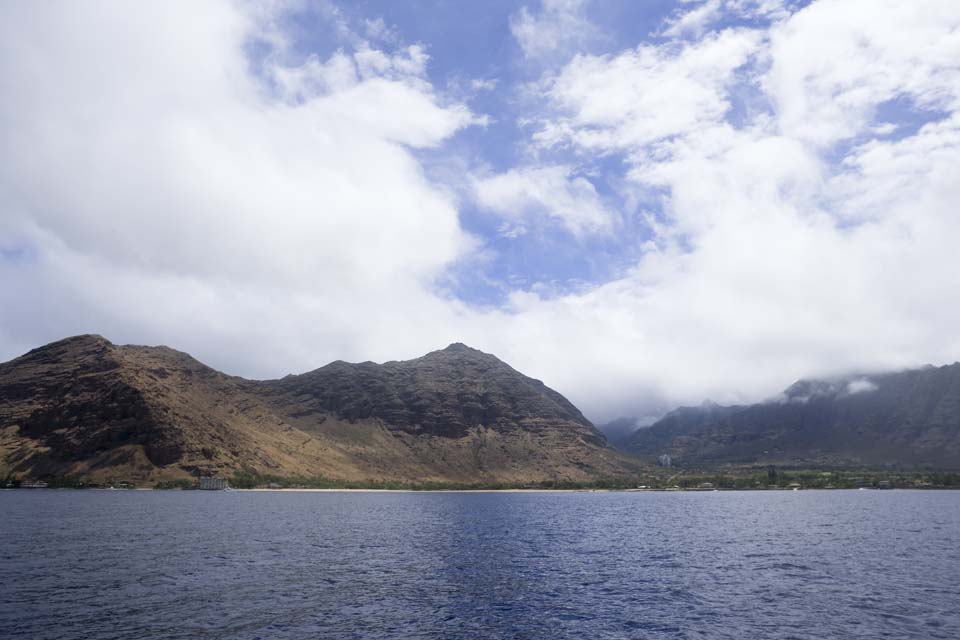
[470,78,499,92]
[510,0,599,62]
[534,28,762,152]
[846,379,878,395]
[497,222,528,239]
[766,0,960,146]
[663,0,724,38]
[663,0,794,38]
[362,17,399,44]
[473,166,613,237]
[0,1,480,374]
[475,0,960,421]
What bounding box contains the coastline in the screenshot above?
[7,486,960,493]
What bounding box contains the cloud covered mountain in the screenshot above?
[627,365,960,467]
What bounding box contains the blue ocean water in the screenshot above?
[1,490,958,639]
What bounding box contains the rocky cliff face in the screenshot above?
[0,336,636,484]
[268,343,602,442]
[627,366,960,467]
[0,336,176,471]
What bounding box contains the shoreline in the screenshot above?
[198,486,960,492]
[6,486,960,493]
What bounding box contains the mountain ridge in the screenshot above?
[627,363,960,467]
[0,335,638,484]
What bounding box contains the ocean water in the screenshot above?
[1,490,958,639]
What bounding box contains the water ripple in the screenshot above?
[1,490,959,639]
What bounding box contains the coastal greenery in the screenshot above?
[227,471,643,491]
[8,468,960,491]
[202,468,960,491]
[649,467,960,490]
[153,479,195,490]
[2,474,136,489]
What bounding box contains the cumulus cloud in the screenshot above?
[846,379,878,395]
[533,28,762,151]
[662,0,793,37]
[766,0,960,147]
[0,0,479,374]
[473,166,613,237]
[483,0,960,420]
[510,0,599,62]
[662,0,724,38]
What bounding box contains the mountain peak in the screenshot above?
[15,334,113,365]
[51,333,112,348]
[443,342,482,353]
[419,342,499,363]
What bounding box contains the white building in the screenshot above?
[198,477,230,490]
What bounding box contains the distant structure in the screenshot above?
[198,477,230,490]
[657,454,672,467]
[20,480,48,489]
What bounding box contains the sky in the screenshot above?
[2,0,960,426]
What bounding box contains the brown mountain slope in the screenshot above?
[0,335,639,484]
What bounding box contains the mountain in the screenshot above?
[0,335,639,484]
[597,417,642,449]
[627,366,960,467]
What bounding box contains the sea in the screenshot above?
[1,489,958,639]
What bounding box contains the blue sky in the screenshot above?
[2,1,960,423]
[265,0,688,305]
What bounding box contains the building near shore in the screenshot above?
[198,477,230,490]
